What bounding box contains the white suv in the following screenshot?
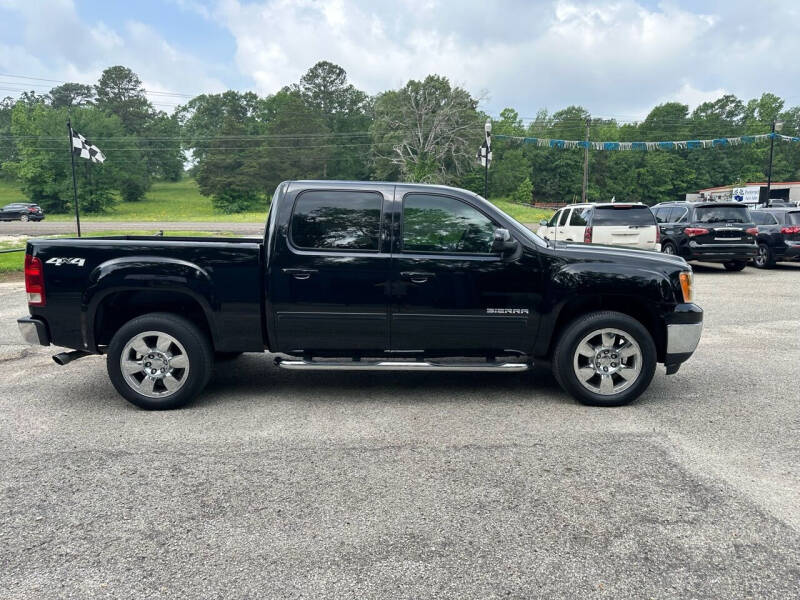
[537,203,660,251]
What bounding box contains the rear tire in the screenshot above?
[552,311,656,407]
[661,241,677,256]
[723,260,747,271]
[19,214,28,222]
[753,243,775,269]
[107,312,213,410]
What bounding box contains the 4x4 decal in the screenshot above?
[45,257,86,267]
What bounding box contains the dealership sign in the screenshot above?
[732,186,761,204]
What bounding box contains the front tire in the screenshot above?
[107,313,213,410]
[552,311,657,407]
[661,241,677,256]
[723,260,747,271]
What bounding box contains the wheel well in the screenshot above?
[94,291,214,349]
[549,295,666,362]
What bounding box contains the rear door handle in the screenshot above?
[401,271,435,283]
[282,268,318,280]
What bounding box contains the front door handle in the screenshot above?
[401,271,435,283]
[282,268,318,280]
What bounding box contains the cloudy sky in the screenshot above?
[1,0,799,120]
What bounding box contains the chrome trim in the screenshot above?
[276,359,529,372]
[666,323,703,354]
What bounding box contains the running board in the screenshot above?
[275,358,529,372]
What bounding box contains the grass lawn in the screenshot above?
[1,178,553,225]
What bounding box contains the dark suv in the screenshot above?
[750,208,800,268]
[651,202,757,271]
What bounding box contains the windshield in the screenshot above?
[695,205,750,224]
[591,206,655,226]
[787,211,800,225]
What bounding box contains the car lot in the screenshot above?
[1,263,799,599]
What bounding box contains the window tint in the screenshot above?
[787,211,800,225]
[652,208,666,223]
[695,205,750,224]
[402,193,496,254]
[751,211,777,225]
[558,209,570,226]
[291,190,382,250]
[569,208,588,226]
[673,208,689,223]
[591,205,656,226]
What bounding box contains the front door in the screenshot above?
[390,190,534,354]
[269,187,392,354]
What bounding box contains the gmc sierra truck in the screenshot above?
[18,181,703,409]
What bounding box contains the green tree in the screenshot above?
[371,75,481,183]
[511,177,534,204]
[95,66,153,133]
[49,83,95,109]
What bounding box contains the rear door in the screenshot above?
[390,190,535,353]
[269,186,392,353]
[590,205,658,249]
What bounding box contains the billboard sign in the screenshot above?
[732,186,761,205]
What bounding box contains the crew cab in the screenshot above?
[18,181,703,409]
[651,201,757,271]
[750,208,800,268]
[537,202,659,251]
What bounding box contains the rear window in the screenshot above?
[787,212,800,225]
[694,205,750,224]
[751,211,777,225]
[590,206,656,226]
[291,190,382,251]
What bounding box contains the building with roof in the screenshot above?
[686,182,800,204]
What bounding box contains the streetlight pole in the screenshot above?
[581,117,590,203]
[483,120,492,198]
[765,120,784,206]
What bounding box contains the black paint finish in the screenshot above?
[23,181,701,368]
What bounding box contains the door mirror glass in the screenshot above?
[539,219,548,226]
[491,228,518,254]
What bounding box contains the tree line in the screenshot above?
[1,62,799,214]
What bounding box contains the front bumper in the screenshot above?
[18,317,50,346]
[664,303,703,372]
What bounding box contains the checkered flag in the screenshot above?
[70,127,106,163]
[477,129,491,167]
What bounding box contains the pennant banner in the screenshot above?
[493,131,794,150]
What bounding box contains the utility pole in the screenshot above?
[765,120,783,206]
[581,117,590,203]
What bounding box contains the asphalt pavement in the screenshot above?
[1,263,799,599]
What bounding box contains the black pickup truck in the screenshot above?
[18,181,703,409]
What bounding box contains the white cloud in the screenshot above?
[215,0,800,120]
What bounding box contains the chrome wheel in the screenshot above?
[20,214,28,222]
[572,328,642,396]
[662,243,675,255]
[119,330,190,398]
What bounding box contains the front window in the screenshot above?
[694,205,750,224]
[546,210,562,228]
[402,193,496,254]
[291,190,382,251]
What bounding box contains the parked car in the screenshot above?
[0,202,44,222]
[750,208,800,268]
[18,181,702,409]
[651,201,757,271]
[537,203,660,251]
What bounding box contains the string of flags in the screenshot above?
[493,131,800,151]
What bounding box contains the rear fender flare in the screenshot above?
[82,256,218,351]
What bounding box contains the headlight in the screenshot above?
[679,271,694,303]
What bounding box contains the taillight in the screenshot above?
[745,227,759,236]
[684,227,709,237]
[780,226,800,234]
[584,226,593,243]
[656,226,661,244]
[24,254,45,306]
[27,206,37,212]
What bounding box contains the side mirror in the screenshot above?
[492,228,518,255]
[539,219,548,226]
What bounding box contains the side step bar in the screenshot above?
[275,357,529,372]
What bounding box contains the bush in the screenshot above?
[212,188,261,213]
[511,177,533,205]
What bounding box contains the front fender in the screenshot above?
[81,256,218,351]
